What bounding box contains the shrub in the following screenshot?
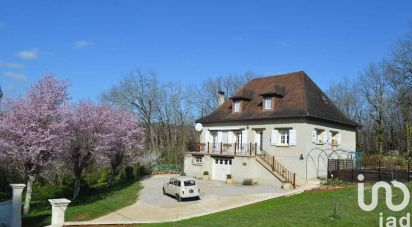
[180,172,186,176]
[97,168,112,184]
[226,174,232,179]
[83,172,99,186]
[242,178,253,185]
[203,171,209,175]
[134,164,148,178]
[0,192,11,202]
[124,166,134,180]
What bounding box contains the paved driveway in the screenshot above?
[68,174,317,225]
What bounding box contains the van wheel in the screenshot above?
[176,194,181,202]
[162,188,166,195]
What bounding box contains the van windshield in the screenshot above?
[184,180,196,186]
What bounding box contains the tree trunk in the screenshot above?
[23,175,35,215]
[106,167,117,187]
[73,174,81,200]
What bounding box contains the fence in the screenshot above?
[186,142,258,156]
[328,159,412,182]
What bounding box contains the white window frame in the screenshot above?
[234,100,241,112]
[278,129,290,146]
[212,131,218,149]
[331,131,340,146]
[264,97,272,110]
[193,156,203,165]
[315,129,325,144]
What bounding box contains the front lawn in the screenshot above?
[146,183,412,227]
[23,180,142,227]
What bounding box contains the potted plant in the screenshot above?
[226,174,233,184]
[203,171,209,180]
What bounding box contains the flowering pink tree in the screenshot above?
[98,106,144,186]
[64,101,109,200]
[0,76,68,214]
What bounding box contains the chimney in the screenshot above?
[218,91,225,106]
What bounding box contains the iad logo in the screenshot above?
[357,174,411,227]
[357,174,410,211]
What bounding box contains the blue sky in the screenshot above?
[0,0,411,100]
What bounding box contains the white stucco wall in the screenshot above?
[0,200,11,227]
[184,155,283,187]
[186,117,357,186]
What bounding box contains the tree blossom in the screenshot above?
[0,76,69,214]
[64,101,109,199]
[97,106,144,186]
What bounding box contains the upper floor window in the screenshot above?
[264,97,272,110]
[271,128,296,146]
[331,131,341,146]
[234,100,241,112]
[279,129,289,145]
[313,129,325,144]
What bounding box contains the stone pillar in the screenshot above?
[48,199,71,226]
[10,184,26,227]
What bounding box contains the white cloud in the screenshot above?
[74,40,94,49]
[1,72,27,81]
[0,60,24,69]
[16,48,39,60]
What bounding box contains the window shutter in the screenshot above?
[227,131,233,143]
[204,131,209,143]
[323,132,328,144]
[337,134,342,145]
[289,129,296,146]
[327,132,332,144]
[271,129,278,146]
[312,130,317,143]
[217,131,222,143]
[242,130,248,145]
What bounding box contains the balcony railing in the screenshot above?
[186,142,258,156]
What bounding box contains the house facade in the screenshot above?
[184,71,359,188]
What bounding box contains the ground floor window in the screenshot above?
[193,156,203,164]
[215,158,232,165]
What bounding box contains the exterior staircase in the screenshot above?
[256,150,296,188]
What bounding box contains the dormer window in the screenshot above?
[264,97,272,110]
[234,100,241,112]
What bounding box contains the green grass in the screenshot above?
[23,180,142,227]
[146,183,412,227]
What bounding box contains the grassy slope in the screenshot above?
[23,180,142,227]
[147,184,412,227]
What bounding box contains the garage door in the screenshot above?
[212,158,232,181]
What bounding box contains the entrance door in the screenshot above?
[212,158,232,181]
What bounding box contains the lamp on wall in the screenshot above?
[299,154,304,160]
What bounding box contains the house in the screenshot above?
[184,71,359,188]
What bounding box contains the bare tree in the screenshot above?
[359,62,390,153]
[102,71,196,165]
[187,71,256,116]
[102,71,159,154]
[386,27,412,156]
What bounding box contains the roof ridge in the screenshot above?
[251,71,305,81]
